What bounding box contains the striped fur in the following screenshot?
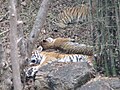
[30,51,93,66]
[40,37,93,56]
[26,50,93,77]
[40,37,75,50]
[55,4,89,28]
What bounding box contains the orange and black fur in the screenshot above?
[40,37,74,50]
[30,50,93,67]
[40,37,94,56]
[26,50,93,77]
[55,3,89,28]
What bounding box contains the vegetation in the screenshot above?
[93,0,120,76]
[0,0,120,89]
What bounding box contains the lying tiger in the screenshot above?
[40,37,75,50]
[40,37,94,56]
[25,47,93,78]
[30,50,93,67]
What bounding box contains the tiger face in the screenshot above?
[30,56,41,66]
[29,46,44,66]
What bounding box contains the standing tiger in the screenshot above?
[26,49,93,78]
[54,3,89,28]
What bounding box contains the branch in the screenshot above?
[27,0,51,57]
[9,0,22,89]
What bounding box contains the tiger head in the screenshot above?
[30,55,41,66]
[29,46,43,66]
[40,37,55,50]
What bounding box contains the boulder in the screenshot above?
[79,77,120,90]
[34,62,95,90]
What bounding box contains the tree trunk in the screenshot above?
[27,0,51,58]
[9,0,22,89]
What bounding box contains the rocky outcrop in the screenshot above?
[79,77,120,90]
[25,62,95,90]
[24,60,120,90]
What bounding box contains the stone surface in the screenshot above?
[79,77,120,90]
[33,62,95,90]
[24,60,120,90]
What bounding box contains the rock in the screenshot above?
[34,62,95,90]
[79,77,120,90]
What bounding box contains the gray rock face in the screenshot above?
[33,62,95,90]
[25,62,120,90]
[79,77,120,90]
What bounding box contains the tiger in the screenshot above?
[30,51,93,67]
[54,3,89,28]
[26,48,93,78]
[40,37,94,56]
[40,37,75,50]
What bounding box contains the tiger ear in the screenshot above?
[45,37,54,43]
[37,46,43,52]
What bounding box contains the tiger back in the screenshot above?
[55,3,89,28]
